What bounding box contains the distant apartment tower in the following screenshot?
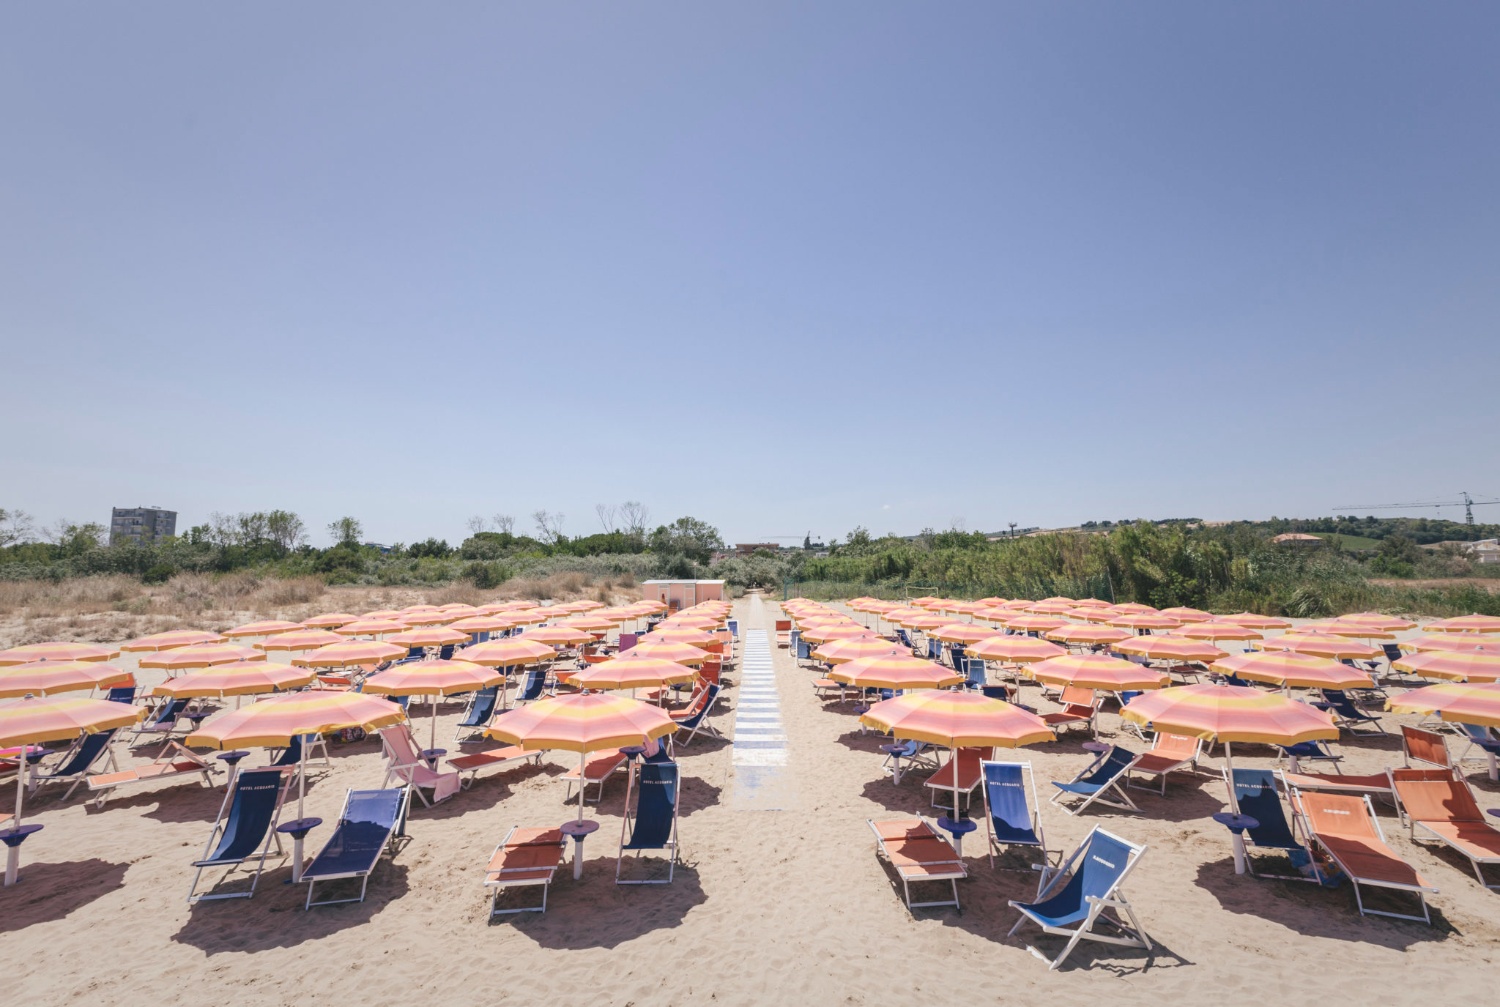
[110,506,177,546]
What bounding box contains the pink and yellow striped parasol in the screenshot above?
[1029,654,1169,692]
[1390,651,1500,684]
[138,644,267,671]
[256,629,348,652]
[1112,636,1227,664]
[967,636,1068,664]
[1387,683,1500,728]
[0,661,134,698]
[153,661,314,698]
[120,630,226,652]
[829,654,963,691]
[1210,652,1372,690]
[0,643,120,666]
[224,620,304,639]
[291,640,408,668]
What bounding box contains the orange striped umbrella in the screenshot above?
[153,661,314,698]
[522,625,594,647]
[829,654,963,690]
[302,612,361,629]
[618,641,711,666]
[224,620,303,639]
[120,630,226,652]
[1108,603,1158,616]
[1211,652,1372,690]
[1070,599,1113,610]
[1254,634,1381,661]
[386,626,469,649]
[486,693,677,821]
[898,613,952,632]
[256,629,348,652]
[360,609,405,620]
[1400,634,1500,654]
[1030,654,1169,692]
[641,628,717,647]
[0,643,120,666]
[363,659,504,747]
[291,640,407,668]
[1388,683,1500,728]
[1027,600,1076,615]
[1300,620,1397,640]
[0,661,134,698]
[569,658,697,692]
[139,644,267,671]
[1107,613,1183,631]
[930,623,995,644]
[445,615,520,635]
[972,607,1014,623]
[1045,625,1130,646]
[1159,607,1213,624]
[1220,613,1292,630]
[460,639,557,667]
[1112,636,1227,664]
[1179,622,1263,642]
[810,637,902,663]
[1391,651,1500,683]
[967,636,1067,664]
[1338,612,1417,632]
[1004,615,1069,633]
[801,624,876,644]
[1425,615,1500,634]
[335,618,409,636]
[400,610,460,626]
[1068,608,1119,624]
[559,615,613,634]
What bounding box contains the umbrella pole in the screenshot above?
[431,696,438,750]
[5,765,24,885]
[291,741,308,883]
[1223,740,1249,876]
[577,751,587,823]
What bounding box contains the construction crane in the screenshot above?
[1331,491,1500,526]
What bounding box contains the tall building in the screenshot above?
[110,506,177,546]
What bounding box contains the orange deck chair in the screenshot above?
[484,826,566,914]
[1126,732,1202,796]
[1295,790,1438,924]
[1391,775,1500,890]
[867,817,968,911]
[922,746,994,810]
[1040,687,1100,738]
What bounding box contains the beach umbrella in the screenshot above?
[0,695,145,884]
[385,626,469,649]
[903,614,953,633]
[1399,634,1500,654]
[643,627,718,647]
[361,609,406,620]
[618,641,711,666]
[1120,684,1337,828]
[138,644,267,672]
[558,615,613,634]
[1210,652,1373,690]
[861,692,1054,830]
[256,629,347,653]
[1388,682,1500,728]
[1027,601,1076,615]
[1112,636,1227,664]
[461,638,557,667]
[800,624,873,644]
[1030,654,1170,692]
[153,661,315,698]
[967,636,1068,664]
[1179,622,1263,642]
[485,694,676,821]
[1069,599,1113,610]
[1045,625,1130,647]
[810,637,903,664]
[1003,615,1069,634]
[1254,634,1381,661]
[0,661,134,698]
[363,660,503,747]
[1159,607,1213,624]
[930,623,996,645]
[301,613,361,629]
[334,618,409,637]
[1391,650,1500,683]
[829,654,964,691]
[1068,607,1119,623]
[0,643,120,666]
[1300,620,1397,640]
[120,630,226,652]
[524,625,596,647]
[568,658,697,694]
[1109,603,1158,616]
[1424,615,1500,635]
[1106,613,1183,631]
[1219,613,1291,630]
[1338,613,1417,632]
[445,615,520,637]
[399,610,460,626]
[224,620,304,639]
[187,691,408,879]
[290,640,407,669]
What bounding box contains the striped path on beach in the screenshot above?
[729,596,797,810]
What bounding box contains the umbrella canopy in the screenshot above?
[901,614,954,632]
[569,658,698,692]
[1211,652,1373,690]
[1026,601,1076,616]
[1424,615,1500,634]
[302,612,361,629]
[1219,613,1292,630]
[1179,622,1263,642]
[1300,620,1397,640]
[1254,634,1381,661]
[523,625,596,647]
[291,640,408,668]
[138,644,267,671]
[1029,654,1169,692]
[398,610,459,626]
[1388,683,1500,728]
[799,624,871,643]
[1112,636,1227,664]
[1003,615,1069,633]
[0,695,145,749]
[444,615,520,634]
[459,639,558,667]
[811,637,905,664]
[1121,684,1337,745]
[1338,612,1417,632]
[335,618,410,636]
[621,641,712,666]
[558,615,613,633]
[361,660,502,697]
[829,655,964,691]
[153,661,314,698]
[1106,613,1183,630]
[256,629,348,652]
[120,630,226,652]
[1400,634,1500,654]
[930,623,995,644]
[967,636,1068,664]
[860,691,1055,748]
[486,693,676,753]
[1159,607,1213,623]
[386,626,470,648]
[1045,625,1130,646]
[187,691,408,749]
[1391,650,1500,683]
[0,643,119,666]
[0,661,134,698]
[224,620,304,639]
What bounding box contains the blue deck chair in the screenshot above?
[302,787,410,909]
[187,767,289,902]
[926,638,943,661]
[31,729,119,800]
[455,685,500,742]
[1007,826,1153,971]
[1273,739,1341,771]
[106,685,137,704]
[516,667,547,703]
[268,733,329,771]
[949,644,968,669]
[616,761,680,884]
[1050,747,1141,816]
[674,683,723,745]
[134,697,189,738]
[438,644,455,661]
[789,630,801,656]
[963,658,987,690]
[1456,722,1500,774]
[727,619,738,639]
[895,628,915,650]
[1224,768,1320,882]
[882,738,936,777]
[1317,689,1386,736]
[982,760,1055,867]
[796,639,812,661]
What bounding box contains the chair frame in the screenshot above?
[303,786,412,909]
[1125,732,1202,797]
[867,817,967,912]
[1050,746,1141,816]
[485,825,565,914]
[616,760,680,884]
[187,767,289,903]
[981,759,1056,868]
[1292,790,1437,924]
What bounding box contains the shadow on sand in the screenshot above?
[0,858,130,932]
[494,863,707,947]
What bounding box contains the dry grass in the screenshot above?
[0,571,643,648]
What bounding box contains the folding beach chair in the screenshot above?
[1294,790,1437,923]
[87,742,218,807]
[963,657,987,690]
[1273,739,1342,771]
[1401,725,1455,774]
[1008,826,1152,971]
[1050,746,1140,816]
[1316,689,1386,736]
[867,817,968,912]
[926,638,943,661]
[949,644,968,670]
[187,767,289,903]
[29,729,119,801]
[132,697,190,739]
[1391,774,1500,889]
[616,761,680,884]
[882,739,936,779]
[923,747,993,810]
[1126,733,1201,796]
[981,760,1056,868]
[1040,687,1100,738]
[269,733,330,772]
[1281,766,1453,802]
[448,745,543,789]
[302,786,409,908]
[105,685,137,704]
[515,667,548,703]
[378,726,460,807]
[895,628,916,652]
[1455,723,1500,777]
[1225,769,1319,881]
[563,749,628,804]
[485,826,566,914]
[454,685,500,743]
[672,682,724,746]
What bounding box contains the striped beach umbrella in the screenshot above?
[301,612,361,629]
[1112,636,1227,664]
[1179,622,1263,642]
[459,638,557,667]
[256,629,348,653]
[1424,615,1500,634]
[291,640,408,669]
[1219,613,1292,630]
[967,636,1068,664]
[335,618,410,637]
[1338,612,1417,632]
[1391,651,1500,684]
[1300,620,1397,640]
[1107,613,1183,631]
[386,626,470,649]
[0,661,134,698]
[829,654,964,691]
[1387,682,1500,728]
[1045,625,1131,647]
[153,661,314,698]
[138,644,266,671]
[620,641,712,666]
[1399,634,1500,654]
[811,637,905,664]
[0,643,120,666]
[523,625,595,647]
[224,620,304,639]
[120,630,226,653]
[930,623,996,645]
[1159,607,1213,624]
[1254,633,1381,661]
[568,658,697,692]
[1004,615,1069,634]
[1210,652,1372,690]
[1030,654,1169,692]
[363,659,504,747]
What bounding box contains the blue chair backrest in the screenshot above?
[326,789,406,864]
[981,686,1009,701]
[797,641,811,660]
[1119,690,1143,705]
[1382,644,1403,662]
[106,686,136,704]
[271,734,306,767]
[927,639,942,661]
[964,658,986,689]
[950,644,968,667]
[53,729,116,777]
[1084,748,1136,785]
[1036,831,1133,917]
[1322,690,1368,718]
[790,630,801,650]
[896,629,913,648]
[1230,769,1298,848]
[406,647,424,659]
[727,620,738,639]
[438,645,455,661]
[983,762,1039,845]
[151,697,188,726]
[460,685,499,727]
[624,762,678,849]
[678,684,721,729]
[209,768,284,862]
[518,667,546,701]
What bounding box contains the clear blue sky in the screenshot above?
[4,3,1497,546]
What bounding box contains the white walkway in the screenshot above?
[729,597,797,810]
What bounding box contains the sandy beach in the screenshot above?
[3,595,1498,1007]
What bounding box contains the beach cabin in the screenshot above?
[642,579,726,613]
